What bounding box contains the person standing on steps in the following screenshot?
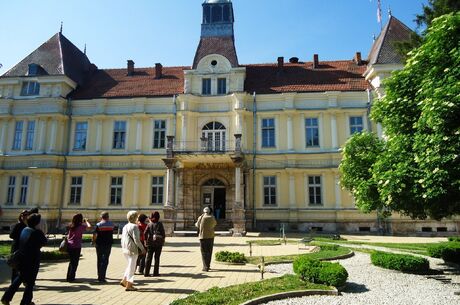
[92,211,114,283]
[120,211,145,291]
[195,206,216,272]
[144,211,165,277]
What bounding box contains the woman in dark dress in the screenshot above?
[8,210,29,283]
[1,213,47,305]
[144,211,165,277]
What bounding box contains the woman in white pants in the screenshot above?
[120,211,145,291]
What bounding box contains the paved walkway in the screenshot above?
[0,234,450,305]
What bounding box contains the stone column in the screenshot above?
[181,114,187,150]
[96,119,103,152]
[135,119,142,152]
[287,115,293,150]
[91,176,99,207]
[335,175,341,209]
[165,168,175,207]
[231,159,246,236]
[235,166,241,206]
[0,119,9,155]
[133,175,139,208]
[289,175,296,208]
[38,118,47,153]
[331,113,338,149]
[43,175,52,207]
[48,119,57,153]
[162,158,176,236]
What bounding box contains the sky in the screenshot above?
[0,0,428,72]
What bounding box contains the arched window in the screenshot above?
[202,122,226,151]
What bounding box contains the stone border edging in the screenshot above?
[239,288,338,305]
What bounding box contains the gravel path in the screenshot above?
[264,252,460,305]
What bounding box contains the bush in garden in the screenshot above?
[293,256,348,287]
[370,251,429,273]
[215,251,247,263]
[428,242,460,263]
[448,236,460,242]
[318,244,339,251]
[293,256,322,282]
[427,243,445,258]
[318,262,348,287]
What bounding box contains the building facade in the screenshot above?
[1,0,458,235]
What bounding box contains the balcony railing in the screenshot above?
[172,140,237,153]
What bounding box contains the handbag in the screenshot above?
[7,250,25,270]
[59,236,68,253]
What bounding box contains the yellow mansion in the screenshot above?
[0,0,458,235]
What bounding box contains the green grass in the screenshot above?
[170,274,331,305]
[246,244,351,265]
[312,238,440,255]
[0,241,11,257]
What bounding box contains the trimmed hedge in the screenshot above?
[370,251,429,273]
[293,256,348,287]
[448,236,460,242]
[215,251,247,263]
[428,242,460,264]
[41,250,69,261]
[318,244,339,251]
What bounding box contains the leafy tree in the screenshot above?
[341,13,460,220]
[395,0,459,60]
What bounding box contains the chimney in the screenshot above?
[277,57,284,70]
[155,63,163,79]
[127,60,135,76]
[354,52,362,65]
[313,54,319,69]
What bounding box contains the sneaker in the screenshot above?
[125,286,138,291]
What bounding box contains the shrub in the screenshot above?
[428,242,460,263]
[293,256,348,287]
[318,244,339,251]
[293,256,322,282]
[448,236,460,242]
[318,262,348,287]
[370,251,429,273]
[215,251,247,263]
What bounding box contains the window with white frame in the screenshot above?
[74,122,88,150]
[113,121,126,149]
[24,121,35,150]
[110,176,123,205]
[153,120,166,149]
[12,121,23,150]
[69,176,83,205]
[6,176,16,205]
[308,176,322,205]
[263,176,277,206]
[349,116,364,135]
[151,176,164,205]
[305,117,319,147]
[18,176,28,205]
[20,81,40,96]
[202,78,211,95]
[217,78,226,94]
[261,118,275,148]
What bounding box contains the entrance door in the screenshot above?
[202,178,226,220]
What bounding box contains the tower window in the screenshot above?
[212,5,223,22]
[21,81,40,96]
[223,5,231,21]
[202,78,211,95]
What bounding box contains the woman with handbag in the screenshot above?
[120,211,145,291]
[144,211,165,277]
[66,214,91,282]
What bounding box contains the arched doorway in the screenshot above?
[201,178,226,220]
[202,121,226,152]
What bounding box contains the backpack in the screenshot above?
[147,222,164,246]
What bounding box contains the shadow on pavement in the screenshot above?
[35,284,100,292]
[341,282,369,294]
[162,272,223,279]
[162,265,195,268]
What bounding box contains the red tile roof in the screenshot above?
[70,60,369,100]
[244,60,370,94]
[193,37,239,68]
[70,66,187,99]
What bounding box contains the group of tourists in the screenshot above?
[1,206,216,304]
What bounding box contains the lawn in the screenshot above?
[312,238,440,255]
[0,241,11,257]
[246,239,298,246]
[246,244,351,265]
[170,274,331,305]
